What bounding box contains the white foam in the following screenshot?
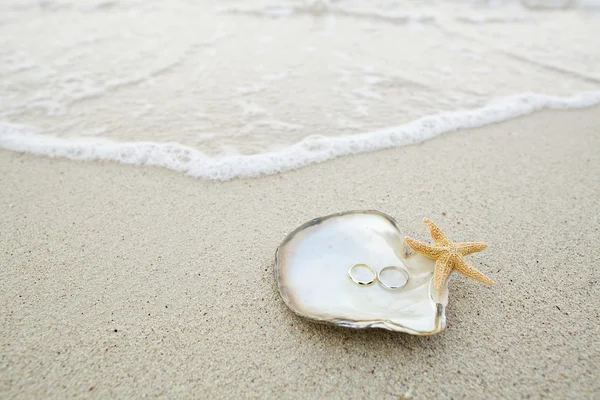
[1,91,599,180]
[219,3,436,24]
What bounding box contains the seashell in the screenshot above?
[274,210,448,335]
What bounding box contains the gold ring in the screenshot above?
[377,265,409,291]
[348,263,377,286]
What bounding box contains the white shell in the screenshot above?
[274,211,448,335]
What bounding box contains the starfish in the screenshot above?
[404,218,493,292]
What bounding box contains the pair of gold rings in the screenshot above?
[348,263,409,291]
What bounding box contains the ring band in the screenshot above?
[348,263,377,286]
[377,266,409,291]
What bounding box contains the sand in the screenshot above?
[1,107,599,399]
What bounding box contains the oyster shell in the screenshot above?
[274,211,448,335]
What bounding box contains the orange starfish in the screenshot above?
[404,218,493,292]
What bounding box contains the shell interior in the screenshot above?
[274,211,448,335]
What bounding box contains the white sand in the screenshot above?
[1,107,599,398]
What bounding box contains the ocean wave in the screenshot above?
[219,2,436,24]
[1,91,599,180]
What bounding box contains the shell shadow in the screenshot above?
[291,312,445,350]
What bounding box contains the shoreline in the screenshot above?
[1,93,600,180]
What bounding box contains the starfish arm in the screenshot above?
[433,252,453,291]
[423,218,451,246]
[404,237,446,259]
[453,255,493,285]
[456,241,488,256]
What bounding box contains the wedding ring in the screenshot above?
[377,266,409,291]
[348,263,377,286]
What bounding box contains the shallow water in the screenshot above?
[1,0,599,178]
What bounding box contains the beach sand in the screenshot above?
[1,106,599,399]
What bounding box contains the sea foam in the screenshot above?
[1,91,599,180]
